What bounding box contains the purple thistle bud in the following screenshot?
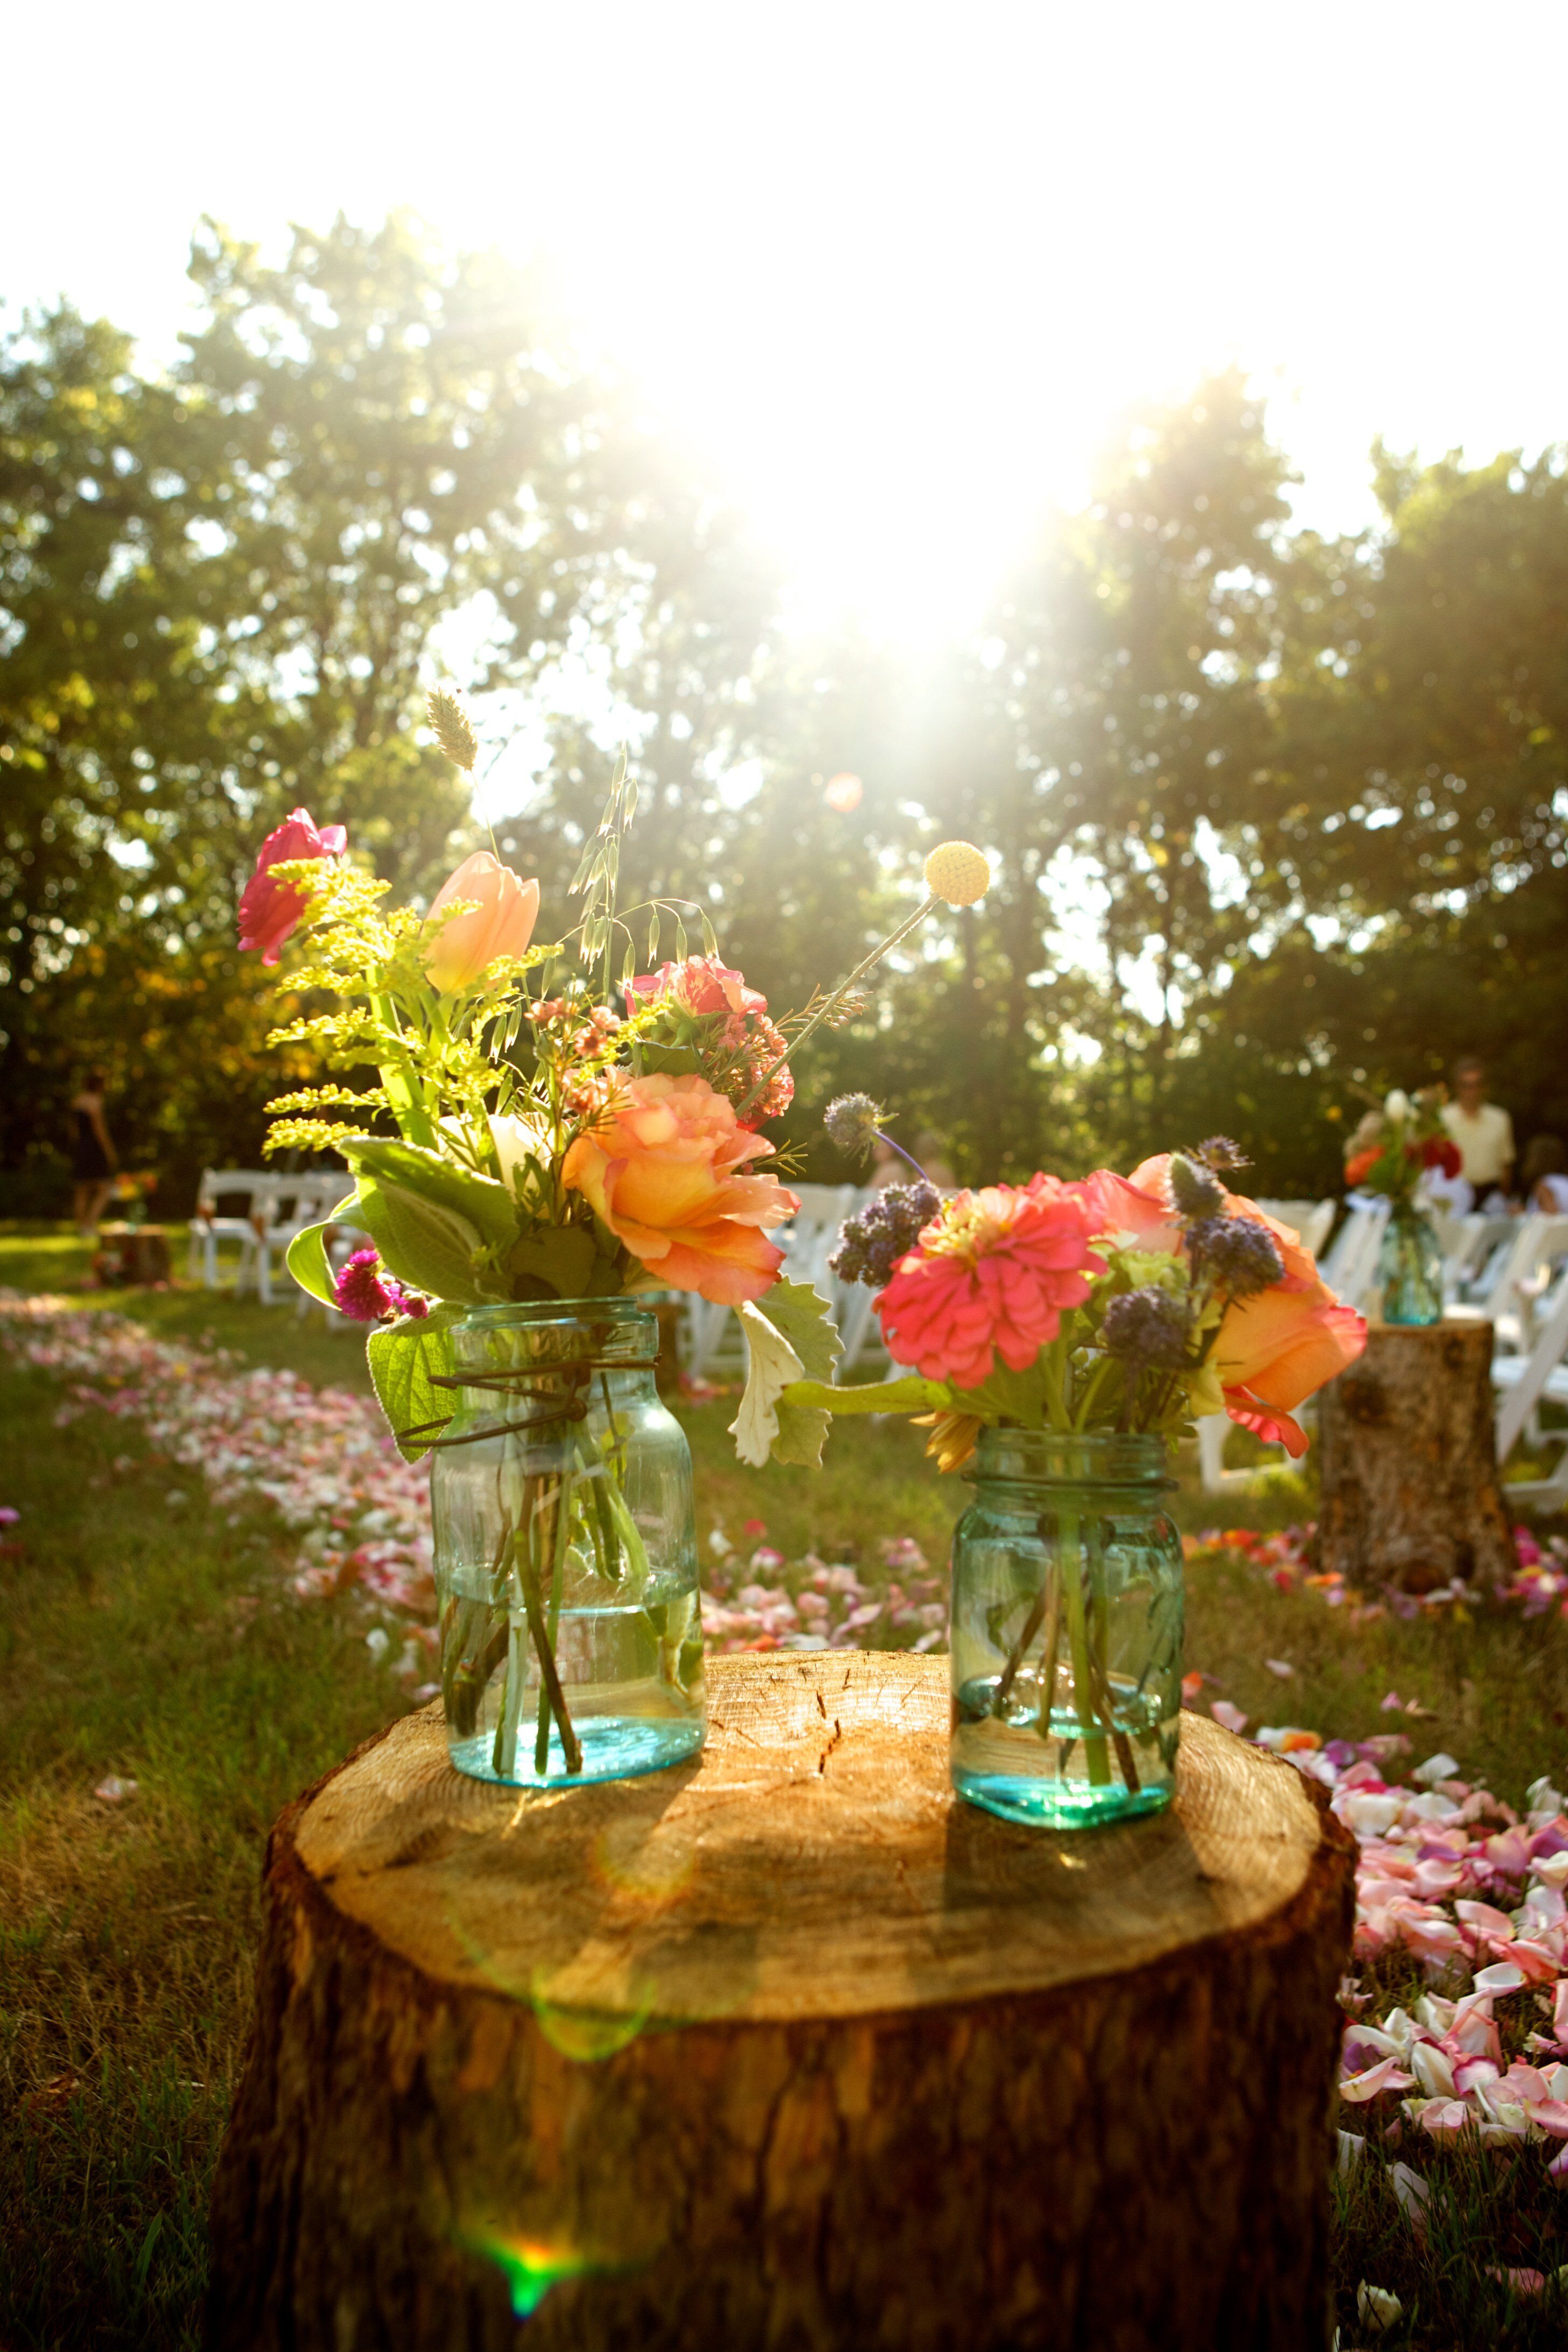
[1167,1154,1226,1218]
[1101,1287,1192,1369]
[829,1180,941,1289]
[824,1093,887,1158]
[1188,1215,1285,1297]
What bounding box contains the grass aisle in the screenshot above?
[3,1225,1568,2347]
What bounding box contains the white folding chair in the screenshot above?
[1494,1269,1568,1512]
[255,1175,346,1308]
[1450,1216,1568,1352]
[188,1170,275,1292]
[1317,1202,1388,1310]
[1256,1198,1337,1260]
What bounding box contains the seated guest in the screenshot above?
[1440,1056,1515,1202]
[1520,1135,1568,1214]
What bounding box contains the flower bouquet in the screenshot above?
[1343,1086,1461,1207]
[242,697,988,1784]
[737,1124,1366,1825]
[1343,1087,1459,1327]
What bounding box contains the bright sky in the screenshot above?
[7,0,1568,645]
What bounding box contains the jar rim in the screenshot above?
[969,1425,1173,1486]
[457,1296,655,1326]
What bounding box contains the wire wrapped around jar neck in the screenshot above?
[400,1348,661,1452]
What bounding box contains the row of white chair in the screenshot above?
[188,1169,363,1314]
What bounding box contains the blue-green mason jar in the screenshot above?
[1378,1205,1445,1326]
[949,1428,1184,1829]
[431,1299,705,1788]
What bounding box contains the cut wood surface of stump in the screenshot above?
[208,1653,1354,2352]
[1318,1317,1518,1592]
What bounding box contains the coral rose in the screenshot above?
[561,1071,799,1305]
[237,807,346,965]
[423,852,541,992]
[1106,1153,1367,1453]
[875,1178,1105,1390]
[1210,1283,1367,1456]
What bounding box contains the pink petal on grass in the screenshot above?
[1340,2057,1417,2103]
[1487,2267,1546,2295]
[1210,1700,1249,1734]
[1474,1961,1528,1996]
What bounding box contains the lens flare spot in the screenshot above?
[823,771,863,812]
[530,1970,653,2060]
[462,2233,594,2319]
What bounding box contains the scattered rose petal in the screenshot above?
[1211,1700,1249,1734]
[1356,2281,1402,2332]
[94,1775,138,1803]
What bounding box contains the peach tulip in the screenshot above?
[562,1071,798,1305]
[423,852,540,992]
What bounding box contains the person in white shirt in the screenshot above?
[1440,1057,1515,1195]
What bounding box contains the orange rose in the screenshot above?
[1210,1282,1367,1451]
[423,852,541,991]
[562,1072,799,1305]
[1122,1153,1367,1453]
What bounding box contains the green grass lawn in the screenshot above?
[3,1223,1567,2347]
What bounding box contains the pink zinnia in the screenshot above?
[874,1179,1105,1390]
[237,807,347,965]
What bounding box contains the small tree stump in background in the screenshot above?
[95,1223,171,1286]
[208,1655,1353,2352]
[1318,1319,1518,1592]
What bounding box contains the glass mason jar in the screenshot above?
[431,1299,705,1788]
[949,1429,1184,1830]
[1378,1204,1445,1326]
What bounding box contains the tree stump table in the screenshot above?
[1318,1318,1518,1591]
[208,1654,1354,2352]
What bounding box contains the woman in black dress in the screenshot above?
[71,1069,117,1235]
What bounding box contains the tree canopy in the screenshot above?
[4,216,1567,1209]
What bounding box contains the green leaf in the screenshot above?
[726,1278,844,1466]
[954,1359,1053,1424]
[751,1276,843,1384]
[505,1225,601,1299]
[367,1304,463,1459]
[355,1176,490,1304]
[770,1398,832,1468]
[341,1137,520,1255]
[284,1192,359,1305]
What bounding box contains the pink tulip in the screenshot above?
[423,852,541,992]
[237,808,347,965]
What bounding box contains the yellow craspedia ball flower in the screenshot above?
[923,841,991,906]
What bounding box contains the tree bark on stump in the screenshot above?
[207,1654,1354,2352]
[1318,1319,1518,1592]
